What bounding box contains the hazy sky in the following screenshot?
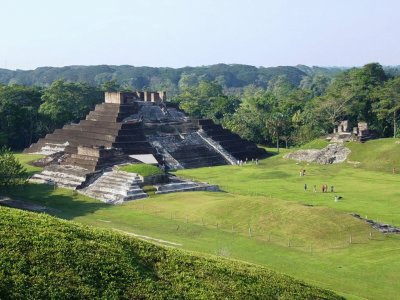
[1,0,399,70]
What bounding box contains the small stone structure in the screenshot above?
[284,144,351,164]
[105,91,166,104]
[24,91,266,204]
[330,120,375,143]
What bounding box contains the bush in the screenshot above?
[0,148,28,187]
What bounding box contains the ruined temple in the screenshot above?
[329,120,376,143]
[25,91,267,203]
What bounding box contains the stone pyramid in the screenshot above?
[25,91,267,171]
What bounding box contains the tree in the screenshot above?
[0,84,43,149]
[266,112,288,152]
[100,79,121,92]
[39,80,103,131]
[173,80,231,121]
[373,76,400,138]
[0,147,28,187]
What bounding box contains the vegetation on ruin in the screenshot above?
[0,206,342,299]
[118,163,163,177]
[6,139,400,299]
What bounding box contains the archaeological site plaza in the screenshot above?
[24,91,267,204]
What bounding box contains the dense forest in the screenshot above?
[0,64,348,95]
[1,63,400,150]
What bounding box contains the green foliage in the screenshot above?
[0,206,341,299]
[0,148,28,186]
[0,84,43,149]
[142,185,157,195]
[39,79,103,131]
[174,80,239,123]
[118,164,163,177]
[3,62,400,151]
[373,76,400,137]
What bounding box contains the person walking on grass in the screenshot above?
[304,183,307,192]
[331,185,334,193]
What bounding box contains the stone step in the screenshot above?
[29,176,82,189]
[155,183,218,194]
[81,170,147,204]
[31,173,83,186]
[40,170,86,182]
[84,189,147,204]
[86,185,144,196]
[95,178,142,187]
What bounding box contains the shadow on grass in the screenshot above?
[4,183,110,220]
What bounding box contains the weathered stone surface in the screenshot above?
[29,165,93,189]
[80,170,147,204]
[155,176,219,194]
[285,143,351,164]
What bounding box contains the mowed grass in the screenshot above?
[118,163,163,177]
[5,139,400,300]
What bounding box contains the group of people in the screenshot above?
[300,170,334,193]
[237,158,259,166]
[304,184,334,193]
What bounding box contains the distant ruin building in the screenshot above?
[24,91,267,203]
[329,120,375,142]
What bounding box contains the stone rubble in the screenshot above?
[284,143,351,164]
[351,214,400,234]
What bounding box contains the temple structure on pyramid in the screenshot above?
[25,91,267,203]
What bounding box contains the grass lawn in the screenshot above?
[5,139,400,300]
[118,163,163,177]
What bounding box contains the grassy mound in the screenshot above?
[346,138,400,172]
[299,139,329,150]
[0,206,341,299]
[118,163,163,177]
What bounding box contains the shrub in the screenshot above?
[0,148,28,187]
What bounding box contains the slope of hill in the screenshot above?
[0,206,341,299]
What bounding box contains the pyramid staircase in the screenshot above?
[196,119,267,160]
[81,170,147,204]
[29,164,94,189]
[24,103,154,156]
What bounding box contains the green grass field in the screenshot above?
[5,138,400,299]
[0,206,341,299]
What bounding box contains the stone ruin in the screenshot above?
[25,91,267,204]
[284,143,351,164]
[329,120,375,143]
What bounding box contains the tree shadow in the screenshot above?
[3,183,111,220]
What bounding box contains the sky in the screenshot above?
[0,0,399,70]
